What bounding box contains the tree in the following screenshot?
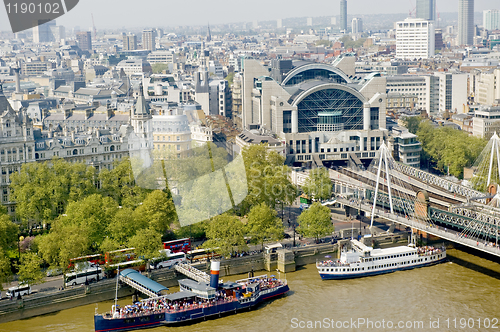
[301,167,332,201]
[60,194,118,249]
[0,251,12,290]
[106,207,138,245]
[297,203,334,243]
[0,213,18,253]
[127,227,163,261]
[416,122,486,178]
[36,223,92,273]
[98,158,150,208]
[152,63,168,74]
[241,144,297,213]
[17,252,45,287]
[203,214,247,257]
[315,40,332,47]
[134,190,177,235]
[225,72,235,86]
[246,202,284,248]
[10,158,97,224]
[402,116,422,135]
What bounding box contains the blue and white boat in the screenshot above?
[317,239,446,280]
[94,262,289,332]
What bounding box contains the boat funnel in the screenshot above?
[210,261,220,289]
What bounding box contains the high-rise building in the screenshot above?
[277,19,283,28]
[142,29,156,51]
[340,0,347,31]
[352,18,363,34]
[484,9,500,31]
[76,31,92,51]
[416,0,436,21]
[458,0,474,46]
[33,20,56,43]
[307,17,313,26]
[396,18,435,60]
[123,34,137,51]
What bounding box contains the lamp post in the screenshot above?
[18,235,24,262]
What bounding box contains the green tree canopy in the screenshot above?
[225,72,235,86]
[402,116,422,135]
[98,158,150,208]
[60,194,118,248]
[0,251,11,291]
[416,121,486,178]
[241,144,297,213]
[10,158,97,224]
[297,202,334,242]
[246,202,284,248]
[203,214,247,257]
[127,227,163,261]
[152,63,168,74]
[36,223,92,272]
[133,190,178,236]
[17,252,45,287]
[301,167,332,201]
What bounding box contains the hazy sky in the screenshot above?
[1,0,499,32]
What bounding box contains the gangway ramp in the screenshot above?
[174,262,222,284]
[174,262,210,283]
[119,269,168,298]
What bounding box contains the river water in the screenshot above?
[1,249,500,332]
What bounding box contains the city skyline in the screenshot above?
[0,0,499,32]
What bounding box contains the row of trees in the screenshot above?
[2,144,336,289]
[404,117,487,179]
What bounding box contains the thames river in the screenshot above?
[1,248,500,332]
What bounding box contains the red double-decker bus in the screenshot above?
[163,238,191,253]
[68,254,104,270]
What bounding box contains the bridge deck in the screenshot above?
[337,198,500,258]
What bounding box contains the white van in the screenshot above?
[6,284,31,298]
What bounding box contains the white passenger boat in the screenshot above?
[317,238,446,280]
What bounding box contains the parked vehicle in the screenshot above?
[6,284,31,298]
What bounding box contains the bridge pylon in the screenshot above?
[471,132,500,192]
[370,142,395,229]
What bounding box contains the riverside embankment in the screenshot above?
[0,242,341,324]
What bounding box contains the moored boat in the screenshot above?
[94,261,289,332]
[317,238,446,280]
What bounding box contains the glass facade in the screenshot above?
[297,88,363,133]
[283,69,347,86]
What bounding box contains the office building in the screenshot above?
[396,18,435,60]
[33,21,65,43]
[277,19,283,28]
[340,0,347,31]
[435,72,468,113]
[473,106,500,138]
[242,55,388,166]
[389,127,422,167]
[352,18,363,34]
[484,9,500,31]
[76,31,92,51]
[307,18,313,26]
[142,29,156,51]
[416,0,436,21]
[458,0,474,46]
[123,34,137,51]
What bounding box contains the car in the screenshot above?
[46,267,63,277]
[283,233,291,239]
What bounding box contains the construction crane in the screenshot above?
[91,13,97,40]
[408,0,416,18]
